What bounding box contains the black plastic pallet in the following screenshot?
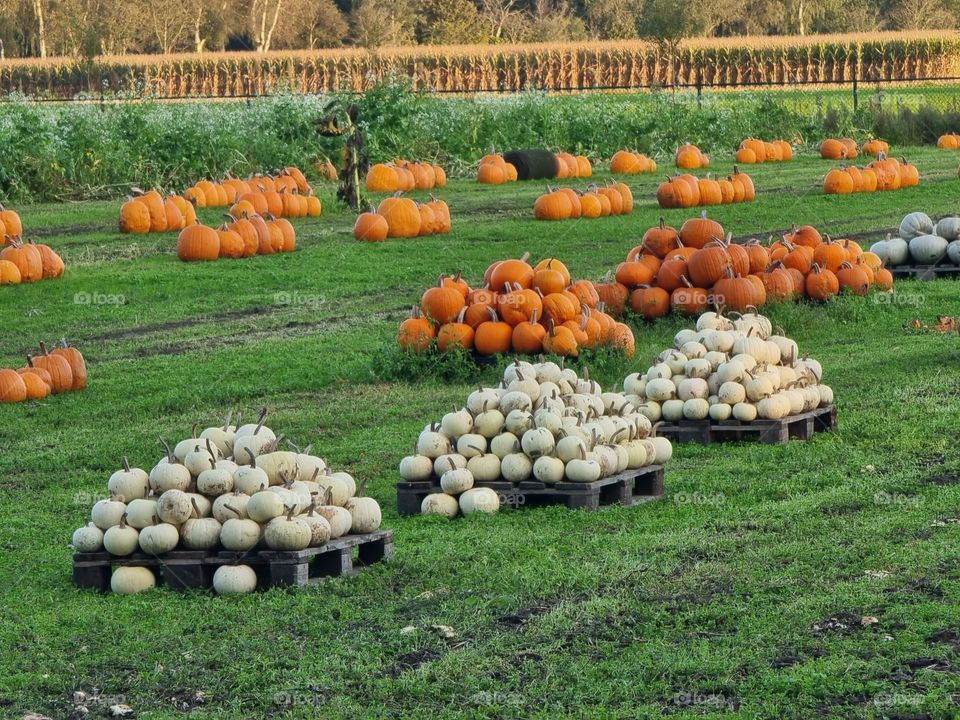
[654,405,837,445]
[397,464,664,515]
[72,530,394,592]
[889,264,960,279]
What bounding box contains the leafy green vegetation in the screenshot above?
[4,81,960,203]
[1,146,960,719]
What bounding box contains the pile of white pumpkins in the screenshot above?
[71,410,383,595]
[870,211,960,266]
[621,310,834,423]
[399,360,673,518]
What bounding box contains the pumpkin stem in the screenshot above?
[122,457,130,472]
[158,437,177,464]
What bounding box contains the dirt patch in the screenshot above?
[162,688,205,712]
[499,601,559,627]
[770,647,825,669]
[810,611,871,636]
[86,305,276,343]
[383,648,442,677]
[928,629,960,652]
[923,472,960,486]
[890,657,953,681]
[32,221,111,238]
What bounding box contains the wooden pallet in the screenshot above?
[72,530,394,592]
[397,464,664,514]
[655,405,837,445]
[889,264,960,280]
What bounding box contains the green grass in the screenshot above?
[2,146,960,719]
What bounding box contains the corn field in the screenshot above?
[3,32,960,99]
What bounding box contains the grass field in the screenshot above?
[2,146,960,719]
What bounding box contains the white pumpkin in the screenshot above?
[417,427,451,458]
[473,408,506,438]
[220,517,262,550]
[441,408,474,438]
[456,434,487,458]
[459,487,500,515]
[709,403,732,421]
[533,456,565,483]
[421,492,459,517]
[111,566,156,595]
[935,216,960,241]
[682,398,710,420]
[265,510,312,550]
[156,489,192,525]
[466,453,501,482]
[345,496,382,533]
[233,462,269,495]
[103,516,139,556]
[213,565,257,594]
[521,427,556,458]
[490,432,520,459]
[180,515,223,550]
[433,453,466,477]
[909,234,948,264]
[732,402,758,421]
[899,211,934,240]
[213,493,250,522]
[107,458,149,502]
[399,454,433,481]
[440,466,475,495]
[139,521,180,554]
[246,490,286,522]
[948,240,960,265]
[72,523,104,552]
[197,467,234,497]
[299,508,332,546]
[91,497,127,530]
[500,453,533,482]
[466,387,500,414]
[315,505,352,538]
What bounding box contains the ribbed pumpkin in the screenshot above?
[135,190,168,232]
[474,308,513,355]
[0,206,22,236]
[119,198,151,234]
[17,368,50,400]
[671,277,709,316]
[712,269,757,311]
[0,239,43,282]
[437,309,475,352]
[421,276,466,325]
[30,241,64,279]
[0,368,27,403]
[836,262,869,295]
[354,211,389,242]
[630,285,670,319]
[217,225,245,259]
[656,253,690,293]
[805,263,840,301]
[397,306,435,352]
[512,310,547,354]
[680,212,724,250]
[542,321,578,357]
[0,259,21,285]
[488,255,534,291]
[687,242,731,288]
[377,195,421,238]
[31,342,73,394]
[51,339,87,391]
[366,164,400,192]
[177,223,220,262]
[638,218,680,258]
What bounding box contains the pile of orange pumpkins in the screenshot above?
[657,168,755,209]
[477,152,518,184]
[354,195,451,241]
[820,138,861,160]
[119,167,319,234]
[398,254,636,358]
[534,183,633,221]
[366,161,447,192]
[675,143,710,169]
[0,234,65,286]
[735,138,793,164]
[0,340,86,403]
[936,133,960,149]
[610,150,657,174]
[598,215,894,320]
[823,154,919,195]
[176,214,297,262]
[555,152,592,179]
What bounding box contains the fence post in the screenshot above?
[696,67,703,109]
[852,48,859,112]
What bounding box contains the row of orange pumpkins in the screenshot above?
[936,133,960,149]
[820,137,890,160]
[610,151,658,174]
[119,167,319,234]
[657,168,755,209]
[176,215,296,262]
[0,340,86,403]
[823,155,919,194]
[354,196,452,241]
[735,138,794,164]
[366,160,448,193]
[606,218,893,320]
[675,143,711,169]
[0,236,65,285]
[398,257,636,358]
[533,183,633,221]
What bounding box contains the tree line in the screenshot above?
[1,0,954,58]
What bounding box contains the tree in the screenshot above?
[251,0,285,51]
[143,0,193,54]
[350,0,416,47]
[522,0,588,42]
[582,0,643,39]
[478,0,522,40]
[417,0,489,44]
[30,0,47,57]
